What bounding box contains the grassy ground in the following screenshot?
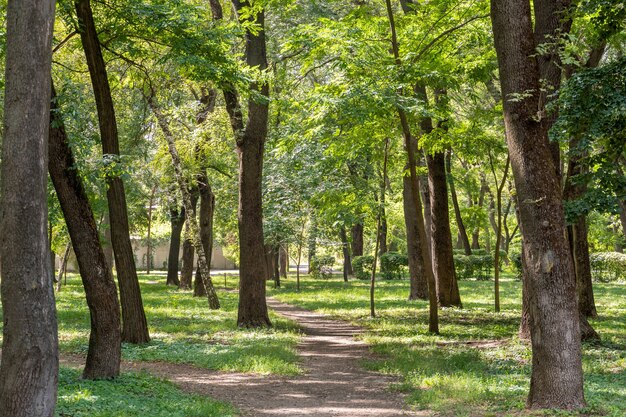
[56,367,236,417]
[268,274,626,417]
[56,273,301,375]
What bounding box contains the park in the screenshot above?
[0,0,625,416]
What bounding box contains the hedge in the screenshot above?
[380,252,408,280]
[309,255,335,279]
[590,252,626,282]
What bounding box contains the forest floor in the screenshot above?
[62,296,424,416]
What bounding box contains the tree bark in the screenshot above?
[167,206,185,287]
[194,173,215,297]
[491,0,585,408]
[0,0,58,413]
[146,185,157,274]
[49,86,122,379]
[76,0,150,344]
[279,245,288,278]
[489,154,510,313]
[56,242,72,292]
[446,150,471,255]
[351,223,364,256]
[427,151,462,307]
[102,212,114,272]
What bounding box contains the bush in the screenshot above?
[380,252,408,280]
[590,252,626,282]
[453,254,493,280]
[309,255,335,279]
[352,255,375,280]
[510,252,523,280]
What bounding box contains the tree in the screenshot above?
[49,85,122,379]
[75,0,150,344]
[167,204,185,287]
[490,0,585,409]
[0,0,58,414]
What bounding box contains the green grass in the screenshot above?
[54,273,302,375]
[56,367,236,417]
[268,274,626,417]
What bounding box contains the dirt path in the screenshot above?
[63,297,426,417]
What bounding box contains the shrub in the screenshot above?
[453,254,493,280]
[510,252,523,280]
[352,255,375,280]
[380,252,408,280]
[590,252,626,282]
[453,255,475,280]
[309,255,335,279]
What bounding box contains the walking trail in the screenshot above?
[63,297,427,417]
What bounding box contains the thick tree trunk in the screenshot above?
[446,150,471,255]
[0,2,58,414]
[351,223,364,256]
[49,87,121,379]
[181,190,199,288]
[194,175,215,297]
[167,206,185,287]
[76,0,150,344]
[102,212,114,272]
[491,0,585,409]
[419,159,433,254]
[427,151,462,307]
[339,226,353,282]
[403,166,429,300]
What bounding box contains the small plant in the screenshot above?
[352,255,375,280]
[310,255,335,279]
[380,252,408,280]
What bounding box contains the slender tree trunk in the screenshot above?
[103,212,114,272]
[351,223,364,256]
[379,207,388,256]
[371,139,390,318]
[194,173,215,297]
[427,150,462,307]
[76,0,149,344]
[419,159,433,254]
[308,214,317,273]
[57,242,72,292]
[340,226,353,282]
[385,0,438,333]
[181,190,199,288]
[489,153,510,313]
[150,100,220,309]
[471,180,488,249]
[273,245,281,288]
[491,0,585,408]
[167,206,185,287]
[0,0,58,413]
[49,87,121,379]
[279,245,288,278]
[446,150,471,255]
[146,185,157,274]
[403,162,429,300]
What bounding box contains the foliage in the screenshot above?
[379,252,408,280]
[309,255,335,279]
[269,277,626,416]
[590,252,626,282]
[352,255,375,280]
[510,252,523,280]
[453,254,494,280]
[56,368,236,417]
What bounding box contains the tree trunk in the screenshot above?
[150,100,220,309]
[351,223,364,256]
[181,190,199,288]
[427,151,462,307]
[471,179,488,249]
[371,138,390,318]
[308,214,317,273]
[379,207,388,256]
[273,245,281,288]
[56,242,72,292]
[419,158,433,255]
[194,174,215,297]
[0,0,58,412]
[385,0,438,333]
[489,154,510,313]
[403,164,429,300]
[446,150,471,255]
[49,86,122,379]
[167,206,185,287]
[279,245,288,278]
[339,226,353,282]
[491,0,585,408]
[103,212,114,272]
[146,185,157,274]
[76,0,150,344]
